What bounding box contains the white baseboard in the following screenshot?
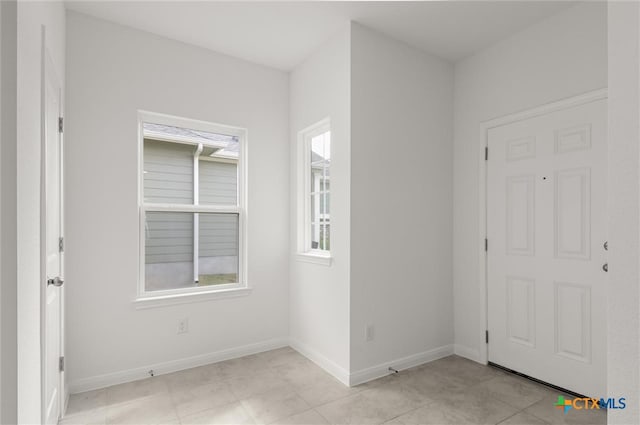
[289,338,350,386]
[69,339,468,395]
[348,344,454,387]
[454,344,482,363]
[68,337,288,394]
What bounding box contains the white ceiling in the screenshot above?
[65,1,577,71]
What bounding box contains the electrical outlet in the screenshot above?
[366,324,374,342]
[177,318,189,334]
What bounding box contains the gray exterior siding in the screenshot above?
[199,160,237,204]
[143,139,239,267]
[144,139,194,204]
[199,214,238,257]
[145,211,193,264]
[145,212,238,264]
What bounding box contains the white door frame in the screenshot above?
[39,26,65,423]
[477,88,608,365]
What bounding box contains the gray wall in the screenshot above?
[350,23,454,373]
[289,23,352,380]
[607,3,640,423]
[453,2,607,360]
[0,1,17,422]
[65,11,289,388]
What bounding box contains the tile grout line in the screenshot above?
[311,406,333,425]
[166,380,182,425]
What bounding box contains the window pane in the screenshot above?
[145,211,194,291]
[145,211,238,292]
[320,191,330,216]
[320,224,330,251]
[311,192,318,224]
[143,122,240,206]
[311,170,320,192]
[198,213,238,286]
[311,134,325,167]
[310,223,319,250]
[199,160,238,205]
[307,129,330,252]
[320,176,328,192]
[143,140,194,204]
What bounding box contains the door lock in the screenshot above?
[47,276,64,287]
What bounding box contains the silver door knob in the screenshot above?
[47,277,64,287]
[602,263,608,273]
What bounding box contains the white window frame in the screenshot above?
[296,118,332,266]
[136,111,249,307]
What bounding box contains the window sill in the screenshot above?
[296,252,333,266]
[134,286,252,310]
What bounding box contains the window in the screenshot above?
[298,119,331,264]
[138,112,247,301]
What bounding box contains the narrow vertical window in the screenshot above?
[299,119,331,262]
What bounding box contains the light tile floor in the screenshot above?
[62,349,607,425]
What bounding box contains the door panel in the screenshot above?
[505,174,535,256]
[554,282,591,363]
[506,276,535,347]
[487,98,607,397]
[555,168,590,259]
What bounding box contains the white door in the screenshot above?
[487,98,607,397]
[43,47,64,425]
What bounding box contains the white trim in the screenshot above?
[288,338,350,386]
[62,393,69,421]
[142,204,240,214]
[193,144,203,284]
[138,114,145,298]
[477,88,608,366]
[39,27,48,424]
[134,286,252,309]
[67,339,457,395]
[295,252,332,266]
[137,111,248,301]
[67,337,288,395]
[454,344,481,363]
[348,345,454,387]
[59,91,67,425]
[40,28,66,424]
[200,155,238,164]
[136,280,244,299]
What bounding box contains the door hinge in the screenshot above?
[485,238,488,252]
[59,356,65,372]
[485,330,489,344]
[485,146,488,161]
[59,237,64,253]
[58,117,64,133]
